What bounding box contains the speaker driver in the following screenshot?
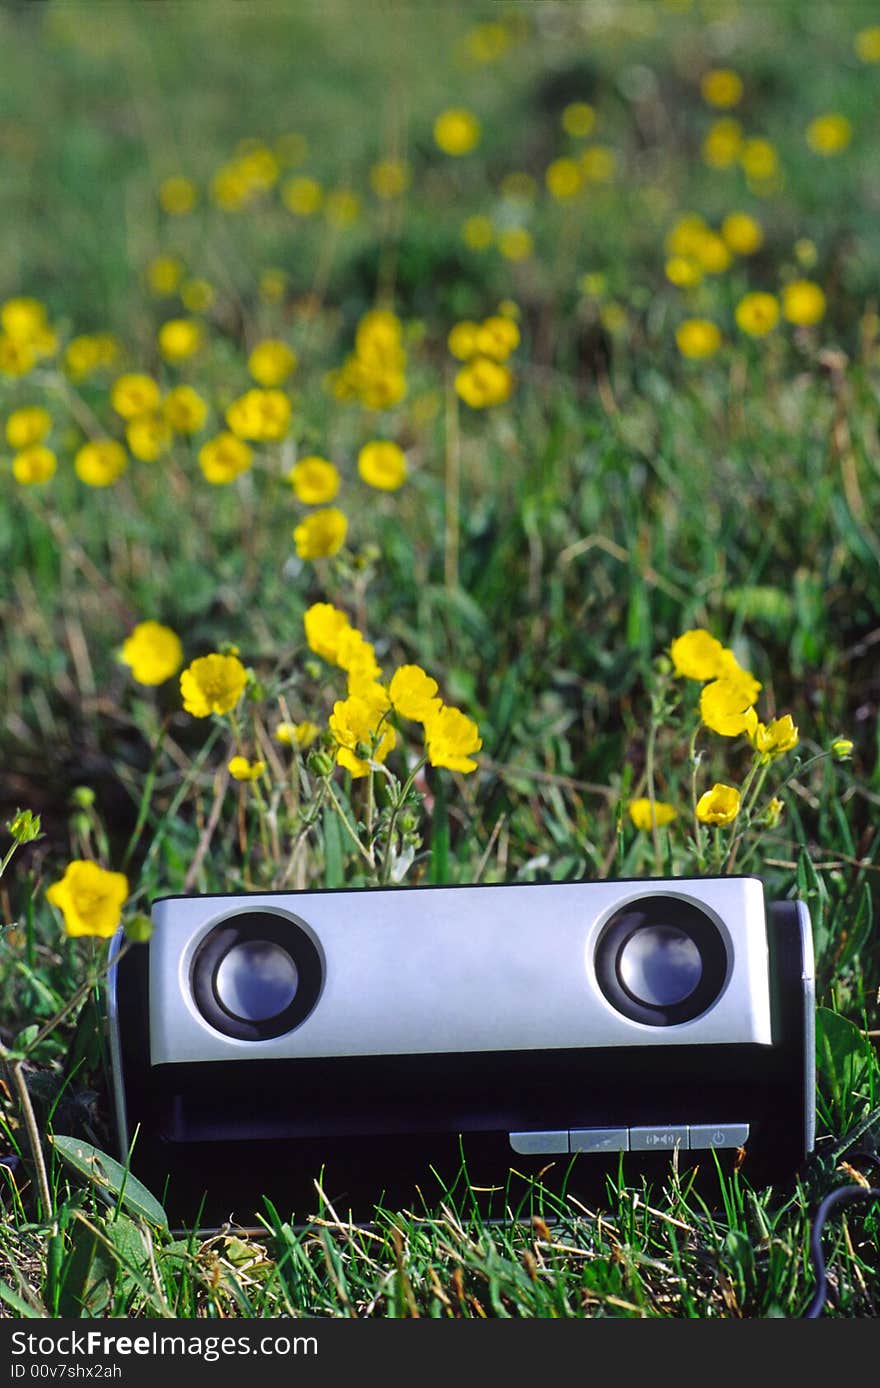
[191,911,323,1041]
[594,896,729,1026]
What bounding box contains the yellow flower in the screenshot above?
[389,665,441,722]
[497,227,533,262]
[562,102,596,138]
[293,507,348,560]
[433,107,481,156]
[338,629,382,685]
[424,705,482,773]
[126,413,172,462]
[228,756,265,782]
[700,68,743,108]
[715,651,762,705]
[282,175,323,216]
[721,212,763,256]
[226,388,291,441]
[159,175,198,215]
[794,238,818,268]
[6,406,52,449]
[545,157,583,200]
[304,602,353,663]
[749,714,799,761]
[120,621,183,686]
[111,373,161,420]
[665,214,710,258]
[370,159,409,199]
[806,113,852,156]
[181,279,215,313]
[702,118,742,168]
[474,316,520,361]
[357,440,407,491]
[782,280,826,327]
[46,860,129,939]
[831,737,853,760]
[461,215,494,250]
[675,319,722,359]
[693,232,731,274]
[695,783,741,826]
[12,446,57,485]
[665,257,703,288]
[699,679,759,738]
[180,652,248,717]
[669,629,726,681]
[247,338,297,387]
[463,20,510,64]
[64,333,118,380]
[628,799,677,832]
[454,357,514,408]
[198,432,252,484]
[329,692,396,778]
[164,384,208,434]
[288,456,340,505]
[1,296,48,341]
[855,26,880,62]
[158,317,203,362]
[448,320,481,360]
[580,146,616,182]
[735,292,780,337]
[74,439,128,487]
[148,255,184,296]
[740,137,778,181]
[275,720,320,749]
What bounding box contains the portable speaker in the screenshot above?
[107,876,815,1226]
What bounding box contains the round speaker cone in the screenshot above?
[214,939,299,1021]
[593,896,729,1026]
[617,924,702,1007]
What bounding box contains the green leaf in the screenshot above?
[56,1223,116,1317]
[815,1007,871,1118]
[50,1136,168,1231]
[322,803,345,888]
[0,1279,41,1317]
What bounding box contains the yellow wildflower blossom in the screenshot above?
[389,665,442,722]
[12,446,57,485]
[357,440,407,491]
[288,456,340,505]
[47,860,129,939]
[180,652,248,717]
[700,679,759,737]
[695,783,741,826]
[628,799,677,832]
[293,507,348,560]
[120,621,183,686]
[424,705,482,773]
[433,108,480,156]
[74,439,128,487]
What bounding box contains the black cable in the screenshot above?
[801,1154,880,1318]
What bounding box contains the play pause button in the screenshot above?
[629,1126,689,1151]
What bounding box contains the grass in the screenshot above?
[0,0,879,1318]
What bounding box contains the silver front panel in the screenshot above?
[148,878,774,1065]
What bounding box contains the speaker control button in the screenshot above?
[688,1123,749,1150]
[570,1128,629,1153]
[509,1131,569,1155]
[630,1125,689,1151]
